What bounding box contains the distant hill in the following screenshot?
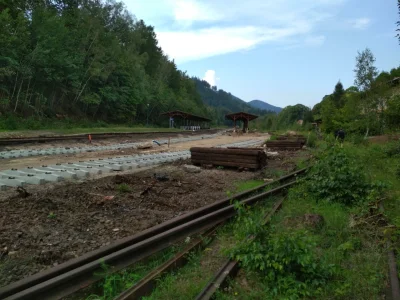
[192,78,276,125]
[248,100,282,113]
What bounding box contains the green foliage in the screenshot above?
[306,132,317,148]
[47,212,56,219]
[384,141,400,157]
[116,183,131,193]
[229,205,334,298]
[193,78,274,126]
[234,180,264,193]
[311,49,400,135]
[276,104,312,129]
[354,48,378,92]
[0,1,209,125]
[306,148,383,206]
[332,81,345,108]
[269,135,277,141]
[348,134,369,146]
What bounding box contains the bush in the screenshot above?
[229,205,334,298]
[0,116,18,130]
[384,141,400,157]
[306,148,382,206]
[348,134,369,146]
[306,132,317,148]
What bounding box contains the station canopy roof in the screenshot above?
[225,112,259,122]
[160,110,211,122]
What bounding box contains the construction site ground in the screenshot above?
[0,132,267,171]
[0,131,310,288]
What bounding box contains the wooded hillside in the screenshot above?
[193,78,275,126]
[0,0,207,126]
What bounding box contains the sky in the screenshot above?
[124,0,400,108]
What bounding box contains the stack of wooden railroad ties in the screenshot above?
[189,134,306,170]
[266,134,306,151]
[190,147,267,170]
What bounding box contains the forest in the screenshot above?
[0,0,208,128]
[193,78,274,126]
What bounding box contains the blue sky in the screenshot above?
[124,0,400,108]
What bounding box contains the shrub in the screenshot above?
[116,184,131,193]
[306,148,383,206]
[229,205,334,298]
[349,134,369,146]
[384,141,400,157]
[306,132,317,148]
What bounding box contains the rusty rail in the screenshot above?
[195,197,285,300]
[0,169,307,300]
[115,227,219,300]
[0,129,220,146]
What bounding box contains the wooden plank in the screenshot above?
[191,153,260,164]
[191,159,259,169]
[190,147,262,157]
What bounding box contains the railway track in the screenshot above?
[0,129,220,146]
[0,168,308,300]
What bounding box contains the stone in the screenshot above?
[137,142,153,149]
[267,151,279,156]
[183,165,201,173]
[303,214,324,229]
[263,178,274,182]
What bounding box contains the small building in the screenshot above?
[225,112,258,133]
[160,110,211,130]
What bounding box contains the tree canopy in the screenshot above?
[0,0,207,126]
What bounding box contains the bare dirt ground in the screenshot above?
[0,147,309,287]
[0,133,268,171]
[0,162,258,286]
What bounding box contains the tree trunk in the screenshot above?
[10,72,19,101]
[364,127,369,139]
[24,77,32,105]
[14,79,24,112]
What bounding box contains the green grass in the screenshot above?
[85,246,182,300]
[141,199,278,300]
[141,249,217,300]
[234,180,264,193]
[116,184,132,194]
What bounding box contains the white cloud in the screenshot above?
[157,23,312,63]
[203,70,217,86]
[126,0,345,62]
[349,18,371,30]
[173,0,221,24]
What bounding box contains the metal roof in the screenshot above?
[160,110,211,122]
[225,112,259,121]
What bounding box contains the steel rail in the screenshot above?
[379,202,400,300]
[1,181,296,300]
[0,167,308,300]
[195,198,285,300]
[115,226,220,300]
[0,129,220,146]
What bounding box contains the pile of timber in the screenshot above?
[266,140,303,150]
[190,147,267,170]
[276,134,306,145]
